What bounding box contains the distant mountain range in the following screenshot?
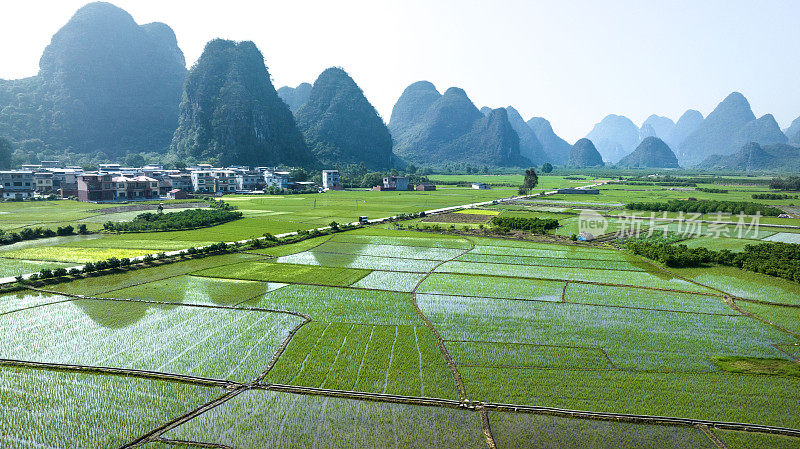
[785,116,800,145]
[699,142,800,171]
[0,2,797,171]
[389,83,529,167]
[665,110,704,150]
[577,91,796,169]
[527,117,572,165]
[675,92,790,166]
[585,115,640,164]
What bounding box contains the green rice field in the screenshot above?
[1,181,799,447]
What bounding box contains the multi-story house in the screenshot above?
[191,171,215,193]
[112,176,159,200]
[191,170,237,194]
[212,170,237,193]
[77,173,115,202]
[322,170,342,190]
[264,170,291,189]
[236,172,263,191]
[34,172,54,193]
[166,174,193,192]
[0,171,35,199]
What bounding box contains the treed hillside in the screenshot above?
[641,115,675,141]
[699,142,800,171]
[388,81,443,139]
[390,83,529,167]
[585,114,640,163]
[567,138,605,167]
[294,68,393,170]
[277,83,312,112]
[786,116,800,145]
[527,117,571,165]
[504,107,548,165]
[618,137,680,168]
[0,2,187,158]
[171,39,315,167]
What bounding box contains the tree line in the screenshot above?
[625,200,782,216]
[490,216,559,234]
[770,177,800,191]
[627,241,800,283]
[752,193,797,200]
[0,224,88,246]
[103,208,242,232]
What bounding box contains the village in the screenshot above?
[0,163,446,202]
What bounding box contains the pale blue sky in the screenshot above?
[1,0,798,142]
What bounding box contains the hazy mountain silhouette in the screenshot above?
[277,83,312,112]
[391,84,528,166]
[665,109,703,150]
[527,117,571,165]
[504,106,548,165]
[585,114,640,163]
[700,141,800,171]
[677,92,756,165]
[642,115,675,140]
[733,114,787,148]
[388,81,442,139]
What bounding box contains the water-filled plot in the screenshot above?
[265,322,459,399]
[0,299,304,382]
[0,366,221,448]
[159,389,487,448]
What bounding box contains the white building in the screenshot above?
[472,182,490,190]
[322,170,342,190]
[264,170,291,189]
[191,170,236,193]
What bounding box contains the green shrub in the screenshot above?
[104,208,242,232]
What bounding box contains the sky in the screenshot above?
[1,0,799,143]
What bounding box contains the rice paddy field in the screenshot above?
[1,180,799,447]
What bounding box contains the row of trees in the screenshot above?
[0,224,88,246]
[770,177,800,191]
[627,241,800,283]
[753,193,797,200]
[625,200,782,216]
[490,216,559,234]
[103,209,242,232]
